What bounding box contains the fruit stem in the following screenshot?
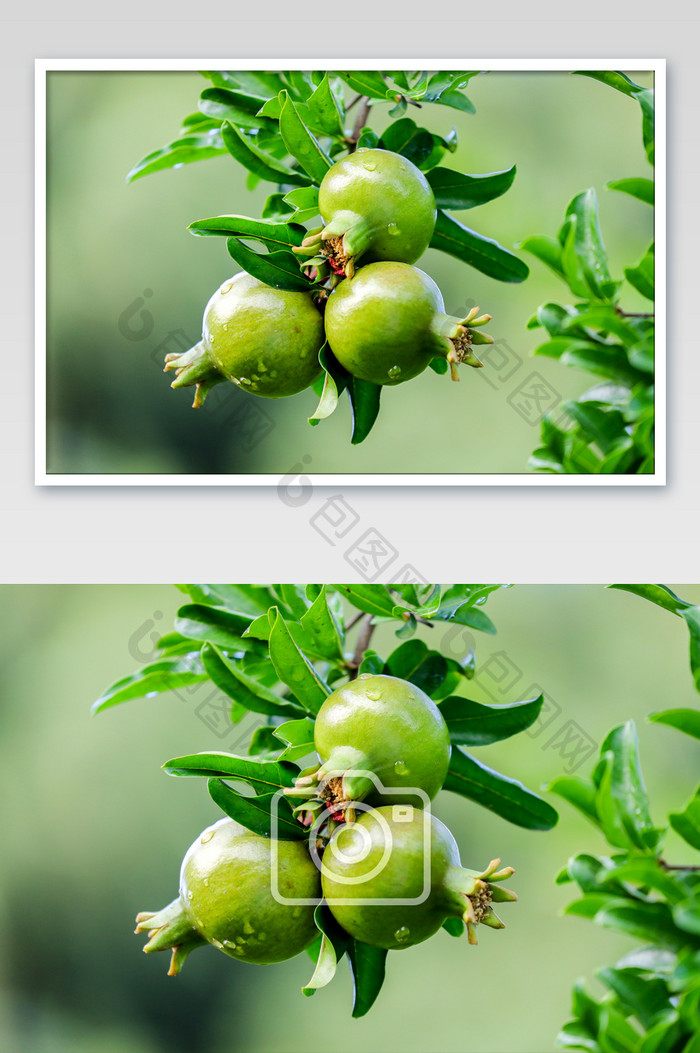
[163,340,225,408]
[135,898,206,975]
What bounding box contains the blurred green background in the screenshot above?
[45,70,653,475]
[1,584,697,1052]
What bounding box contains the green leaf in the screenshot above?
[303,905,351,995]
[248,726,283,757]
[439,694,544,746]
[283,184,320,223]
[379,118,434,168]
[602,858,688,904]
[431,89,476,114]
[337,71,391,100]
[273,717,317,763]
[598,1004,651,1053]
[91,656,206,714]
[565,189,619,301]
[300,586,345,662]
[546,775,600,825]
[207,779,305,839]
[607,177,654,205]
[279,92,333,183]
[225,238,312,293]
[385,640,448,697]
[669,791,700,852]
[188,213,304,248]
[306,74,345,137]
[221,121,310,186]
[201,643,306,718]
[517,234,566,279]
[444,747,559,830]
[163,751,298,791]
[198,87,276,131]
[268,608,331,714]
[347,377,382,445]
[683,608,700,692]
[574,70,646,98]
[333,585,396,618]
[347,940,388,1018]
[426,165,516,210]
[595,901,695,951]
[608,584,692,615]
[625,243,654,301]
[597,721,664,850]
[430,209,529,282]
[126,131,227,182]
[174,604,259,651]
[650,709,700,740]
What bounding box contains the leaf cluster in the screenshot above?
[551,586,700,1053]
[94,582,557,1015]
[521,73,655,474]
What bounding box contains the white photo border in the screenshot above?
[35,58,666,487]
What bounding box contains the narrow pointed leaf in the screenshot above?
[279,92,333,183]
[268,608,331,714]
[163,751,298,790]
[430,209,529,282]
[347,940,388,1018]
[221,121,310,186]
[207,779,305,839]
[201,642,306,718]
[444,747,558,829]
[439,694,544,746]
[426,165,516,210]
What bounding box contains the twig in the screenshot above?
[348,97,371,152]
[658,859,700,872]
[345,610,365,632]
[348,613,376,678]
[615,309,655,319]
[345,93,363,112]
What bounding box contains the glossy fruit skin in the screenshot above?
[318,149,436,266]
[324,263,448,386]
[178,818,320,964]
[314,674,451,804]
[204,273,323,397]
[321,807,460,949]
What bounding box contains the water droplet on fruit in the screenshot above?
[220,281,233,294]
[357,673,372,679]
[292,907,302,918]
[251,374,259,382]
[186,890,193,899]
[387,222,400,236]
[394,926,410,943]
[211,938,223,950]
[362,160,377,171]
[203,879,209,887]
[243,919,254,935]
[366,688,382,700]
[240,377,251,385]
[475,596,486,605]
[394,760,409,776]
[200,830,215,843]
[257,360,268,372]
[387,365,402,380]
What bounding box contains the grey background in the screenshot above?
[2,5,698,580]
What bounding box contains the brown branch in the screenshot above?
[348,613,376,678]
[658,859,700,872]
[615,309,655,319]
[348,97,371,152]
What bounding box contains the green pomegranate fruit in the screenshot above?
[164,272,324,407]
[295,149,436,278]
[324,262,493,386]
[135,818,320,974]
[288,674,450,814]
[321,807,517,949]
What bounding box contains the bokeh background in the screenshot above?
[45,70,654,475]
[0,583,697,1052]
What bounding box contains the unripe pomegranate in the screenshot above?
[324,262,493,386]
[321,807,517,949]
[287,674,451,815]
[135,818,320,974]
[296,149,436,277]
[164,273,324,406]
